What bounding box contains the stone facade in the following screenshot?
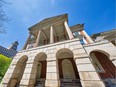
[1,14,116,87]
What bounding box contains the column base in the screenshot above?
[2,83,16,87]
[19,85,34,87]
[45,79,60,87]
[2,78,17,87]
[20,79,35,87]
[81,80,105,87]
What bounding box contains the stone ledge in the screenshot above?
[18,38,81,53]
[83,40,109,47]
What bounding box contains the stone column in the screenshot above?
[45,54,60,87]
[34,30,41,47]
[20,59,37,87]
[23,34,31,50]
[64,21,74,39]
[79,30,94,44]
[73,47,105,87]
[50,26,54,43]
[2,58,27,87]
[82,37,88,44]
[1,61,17,87]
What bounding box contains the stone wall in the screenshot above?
[2,38,106,87]
[84,40,116,66]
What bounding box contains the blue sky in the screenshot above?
[0,0,115,50]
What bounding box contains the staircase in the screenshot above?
[104,78,116,87]
[34,79,82,87]
[60,79,82,87]
[34,79,45,87]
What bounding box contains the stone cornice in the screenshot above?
[70,24,84,32]
[83,40,110,47]
[29,14,68,31]
[19,37,82,53]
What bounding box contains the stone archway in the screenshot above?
[34,52,47,87]
[56,48,82,87]
[90,51,116,86]
[6,55,28,87]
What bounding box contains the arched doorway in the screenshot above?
[34,52,47,87]
[56,48,82,87]
[90,51,116,86]
[8,55,28,87]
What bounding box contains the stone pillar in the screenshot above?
[45,54,60,87]
[1,62,17,87]
[2,58,26,87]
[23,34,31,50]
[34,30,41,47]
[19,60,37,87]
[50,26,54,43]
[79,30,94,44]
[73,48,105,87]
[64,21,74,39]
[82,37,88,44]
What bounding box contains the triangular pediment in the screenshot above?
[29,14,68,31]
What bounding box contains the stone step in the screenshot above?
[61,83,82,87]
[61,85,81,87]
[106,84,116,87]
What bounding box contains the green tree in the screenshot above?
[0,54,11,82]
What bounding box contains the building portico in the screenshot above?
[22,14,92,50]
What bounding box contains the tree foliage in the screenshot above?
[0,54,11,82]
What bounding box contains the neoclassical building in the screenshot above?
[1,14,116,87]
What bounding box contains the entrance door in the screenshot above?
[62,59,76,79]
[58,58,82,87]
[36,62,42,79]
[90,51,116,87]
[91,52,116,79]
[35,61,47,87]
